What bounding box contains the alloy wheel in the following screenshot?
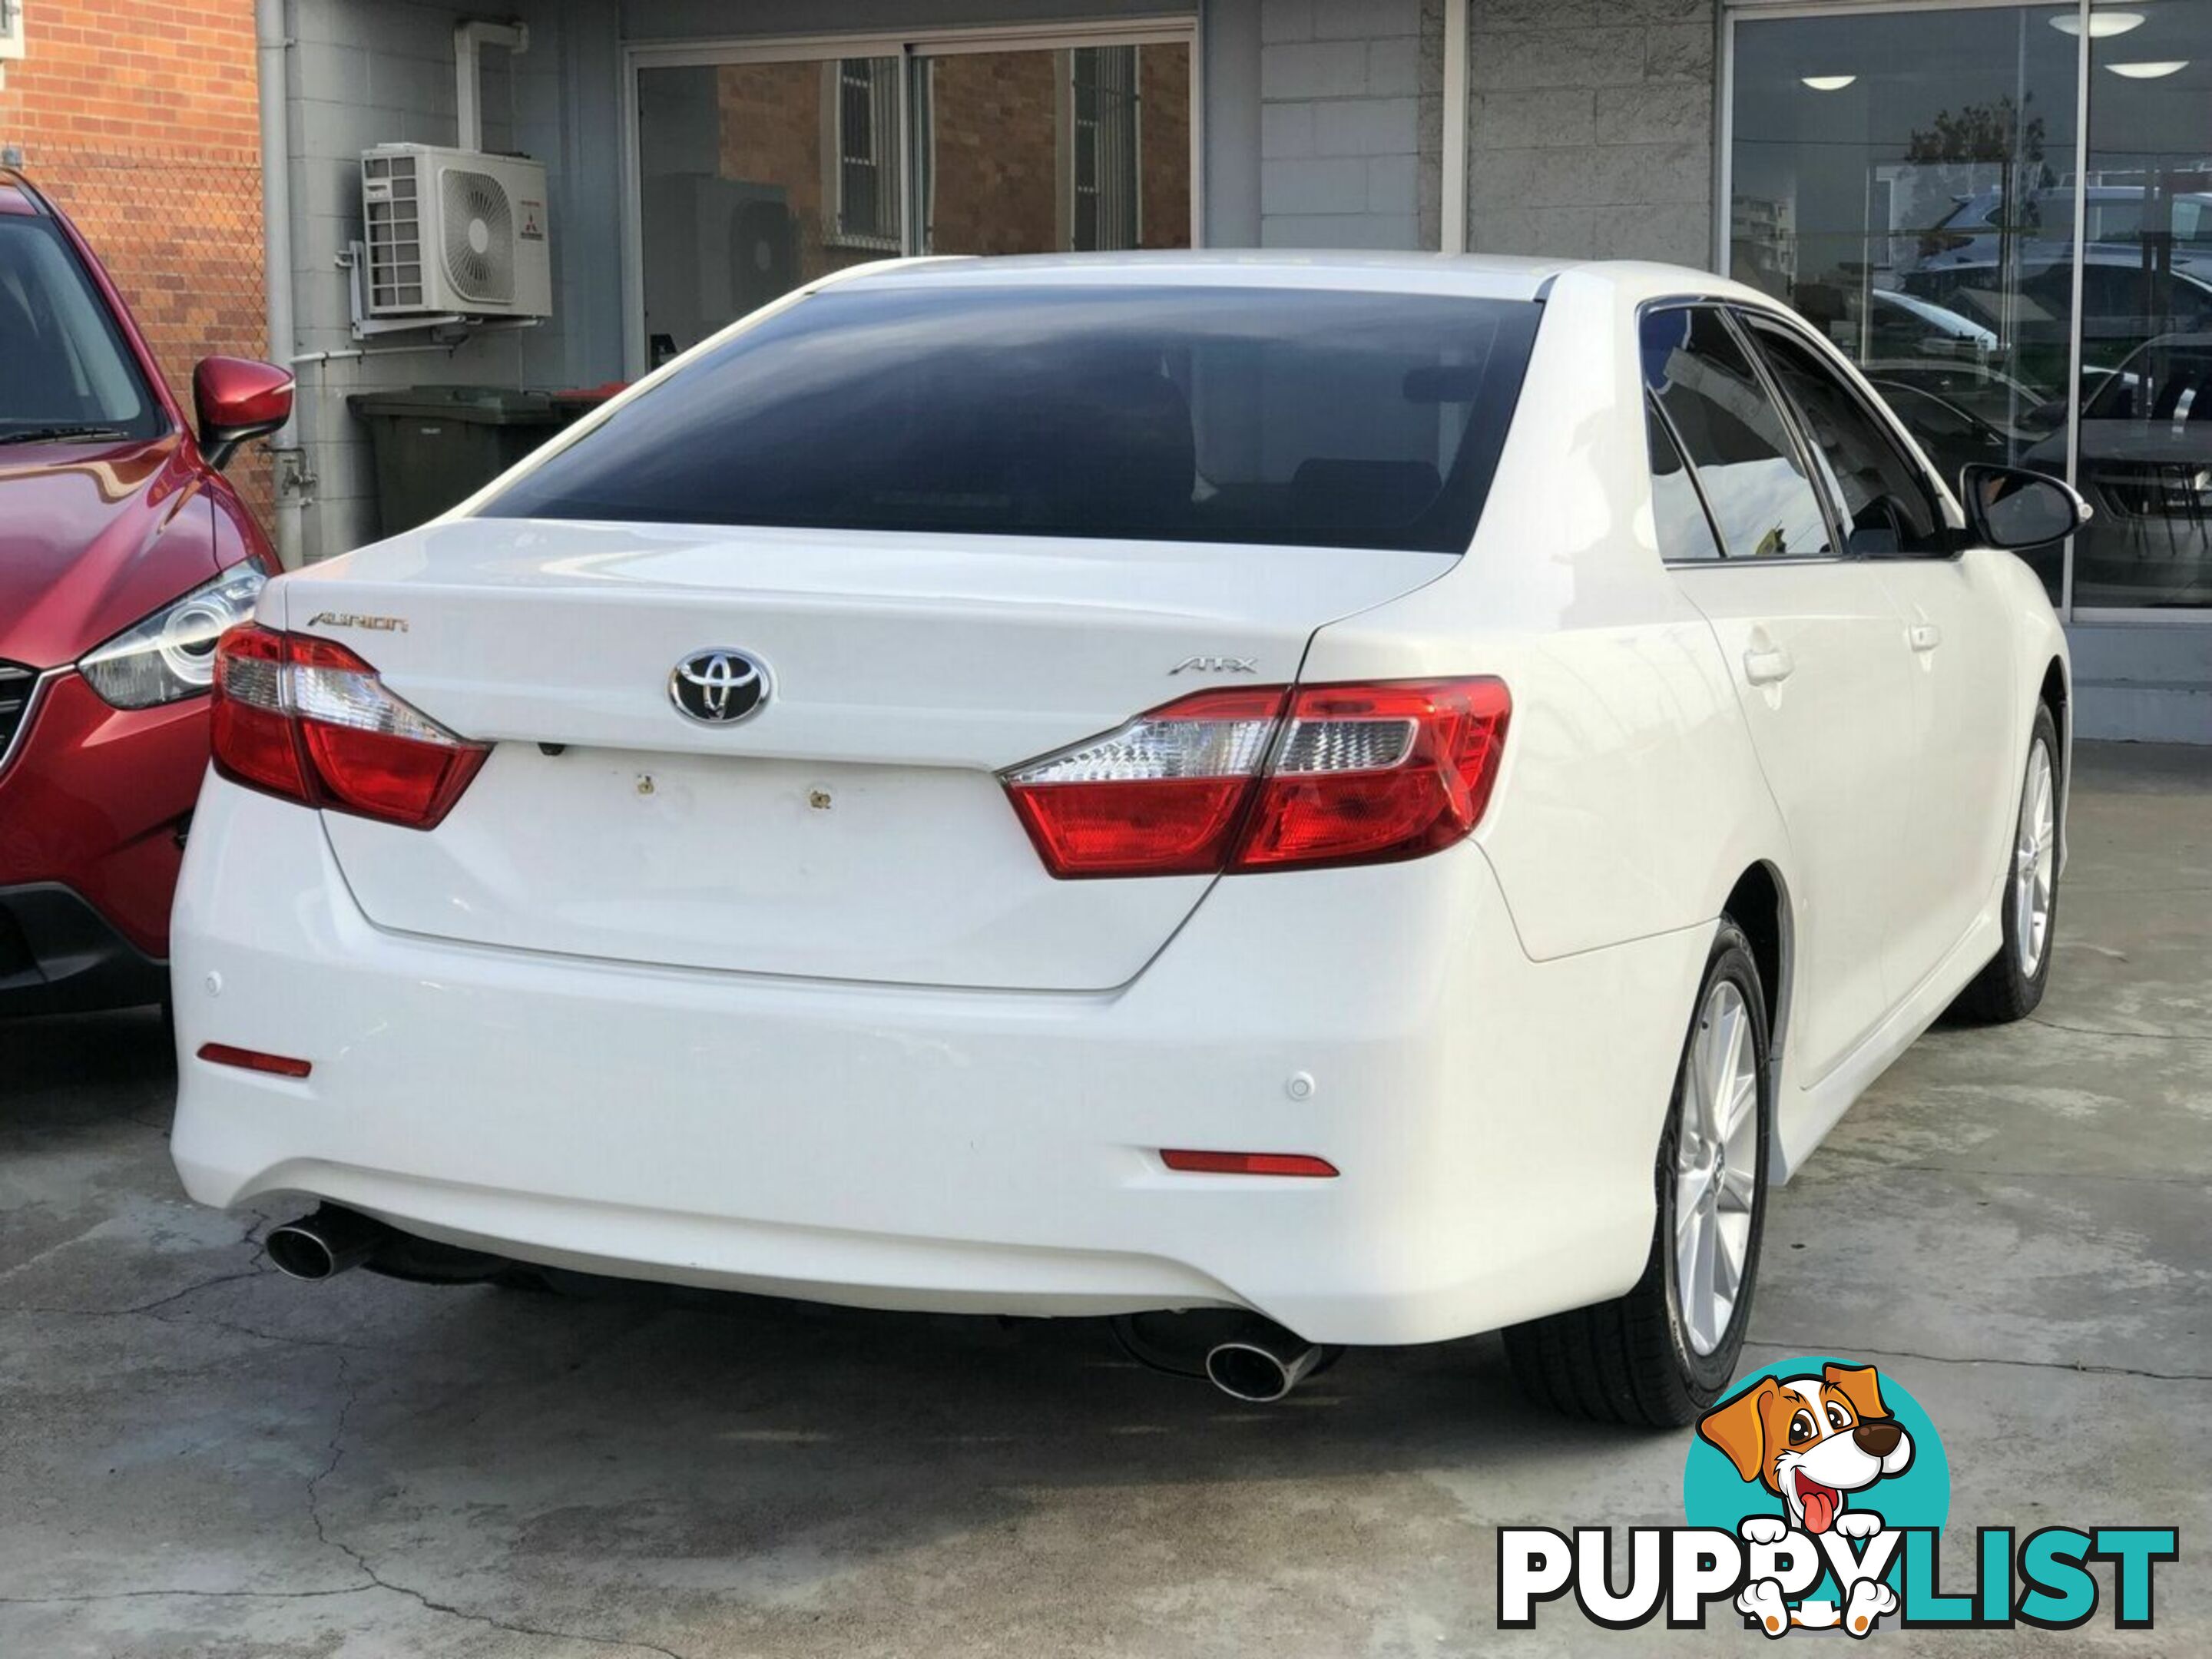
[2014,740,2057,979]
[1673,979,1761,1356]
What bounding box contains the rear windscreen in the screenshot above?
[481,285,1542,553]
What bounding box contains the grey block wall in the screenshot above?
[1462,0,1717,268]
[282,0,624,564]
[1258,0,1425,248]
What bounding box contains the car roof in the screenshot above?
[826,249,1765,306]
[0,171,45,217]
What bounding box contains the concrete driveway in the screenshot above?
[3,743,2205,1657]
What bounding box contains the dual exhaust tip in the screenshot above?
[273,1208,1333,1403]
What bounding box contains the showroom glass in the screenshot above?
[634,44,1192,366]
[1729,5,2078,598]
[1732,0,2212,610]
[1743,317,1949,555]
[1641,306,1834,558]
[2076,0,2212,608]
[0,217,161,436]
[484,286,1541,553]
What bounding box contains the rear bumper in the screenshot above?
[171,779,1712,1346]
[0,882,167,1015]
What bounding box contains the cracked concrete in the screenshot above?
[1,742,2204,1656]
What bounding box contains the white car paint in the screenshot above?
[168,253,2068,1347]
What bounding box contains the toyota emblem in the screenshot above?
[669,649,770,725]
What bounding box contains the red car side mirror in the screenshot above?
[194,356,294,471]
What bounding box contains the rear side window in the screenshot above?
[482,285,1543,554]
[1644,401,1724,563]
[1641,306,1831,561]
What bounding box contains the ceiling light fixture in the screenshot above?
[1801,74,1857,91]
[2105,58,2189,76]
[2050,10,2145,38]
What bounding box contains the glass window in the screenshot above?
[920,43,1190,257]
[634,57,909,366]
[484,285,1542,554]
[1641,306,1834,560]
[1728,6,2079,598]
[1645,400,1725,563]
[834,60,902,247]
[0,216,161,438]
[634,43,1194,368]
[1071,47,1141,252]
[1743,316,1947,556]
[2076,0,2212,609]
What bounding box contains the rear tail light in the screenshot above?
[1003,677,1509,878]
[212,624,488,830]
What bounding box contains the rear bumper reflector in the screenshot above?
[197,1041,313,1079]
[1161,1149,1338,1177]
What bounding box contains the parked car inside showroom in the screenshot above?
[0,168,293,1015]
[170,253,2078,1424]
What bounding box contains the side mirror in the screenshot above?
[193,356,293,471]
[1959,463,2091,550]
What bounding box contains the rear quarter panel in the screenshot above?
[1301,269,1791,966]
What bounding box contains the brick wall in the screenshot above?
[1463,0,1716,267]
[1138,41,1191,249]
[0,0,272,522]
[928,50,1065,254]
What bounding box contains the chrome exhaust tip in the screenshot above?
[265,1205,389,1282]
[1203,1323,1326,1403]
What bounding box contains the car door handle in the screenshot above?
[1743,645,1796,685]
[1909,622,1942,652]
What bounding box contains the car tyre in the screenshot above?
[1952,704,2060,1025]
[1504,919,1772,1428]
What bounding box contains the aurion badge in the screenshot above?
[669,649,770,726]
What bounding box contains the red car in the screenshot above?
[1,168,293,1015]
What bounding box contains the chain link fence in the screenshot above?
[31,147,276,534]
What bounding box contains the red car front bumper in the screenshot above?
[0,670,208,1013]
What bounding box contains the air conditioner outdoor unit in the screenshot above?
[360,144,551,320]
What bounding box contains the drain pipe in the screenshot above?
[253,0,303,570]
[455,19,529,154]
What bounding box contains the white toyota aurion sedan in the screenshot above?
[171,253,2078,1424]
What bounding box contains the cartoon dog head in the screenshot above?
[1697,1363,1914,1535]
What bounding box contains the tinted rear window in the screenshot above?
[482,284,1542,553]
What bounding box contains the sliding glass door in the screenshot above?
[1728,0,2212,612]
[635,53,906,366]
[631,31,1194,371]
